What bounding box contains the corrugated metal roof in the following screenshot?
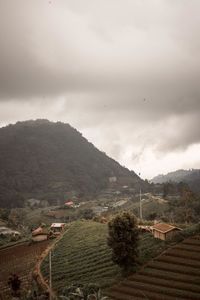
[151,223,180,233]
[51,223,66,228]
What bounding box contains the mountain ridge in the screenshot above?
[0,119,147,208]
[151,168,200,193]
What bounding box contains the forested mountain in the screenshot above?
[151,169,200,193]
[0,120,146,208]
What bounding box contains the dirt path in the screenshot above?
[33,229,69,299]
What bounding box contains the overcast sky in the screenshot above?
[0,0,200,179]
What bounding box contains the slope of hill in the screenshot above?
[0,120,146,208]
[40,220,165,296]
[105,234,200,299]
[151,169,200,193]
[41,220,121,294]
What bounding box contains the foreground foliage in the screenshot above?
[60,283,109,300]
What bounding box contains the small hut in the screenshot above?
[50,223,66,234]
[32,227,48,242]
[151,223,181,240]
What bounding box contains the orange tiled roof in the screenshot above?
[151,223,180,233]
[32,227,42,234]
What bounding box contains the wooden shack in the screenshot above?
[50,223,66,233]
[151,223,181,240]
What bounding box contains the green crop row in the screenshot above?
[41,220,120,295]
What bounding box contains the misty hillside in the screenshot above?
[151,169,200,193]
[0,120,146,208]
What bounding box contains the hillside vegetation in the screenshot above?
[151,169,200,193]
[41,220,121,295]
[40,220,166,296]
[0,119,146,208]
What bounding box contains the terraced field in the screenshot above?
[41,220,121,295]
[0,240,50,299]
[105,235,200,299]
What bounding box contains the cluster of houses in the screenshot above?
[32,223,66,242]
[65,202,80,208]
[31,221,181,243]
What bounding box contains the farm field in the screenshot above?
[40,220,165,296]
[40,220,121,295]
[0,240,50,299]
[105,235,200,299]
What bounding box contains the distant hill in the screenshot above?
[0,120,147,208]
[151,169,200,193]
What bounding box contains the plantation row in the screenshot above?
[41,221,121,295]
[0,240,49,300]
[105,235,200,299]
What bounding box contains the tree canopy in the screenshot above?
[107,211,139,274]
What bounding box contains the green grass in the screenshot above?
[137,232,165,265]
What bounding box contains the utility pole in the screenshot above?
[140,188,142,219]
[49,251,52,300]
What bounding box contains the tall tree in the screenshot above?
[107,211,139,274]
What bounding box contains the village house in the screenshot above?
[32,227,48,242]
[65,201,73,207]
[65,201,80,208]
[50,223,66,234]
[151,223,181,240]
[0,226,20,238]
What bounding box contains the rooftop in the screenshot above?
[51,223,66,228]
[32,227,42,234]
[151,223,180,233]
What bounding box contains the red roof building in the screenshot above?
[32,227,42,235]
[65,202,73,206]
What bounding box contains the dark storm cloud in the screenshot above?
[0,0,200,177]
